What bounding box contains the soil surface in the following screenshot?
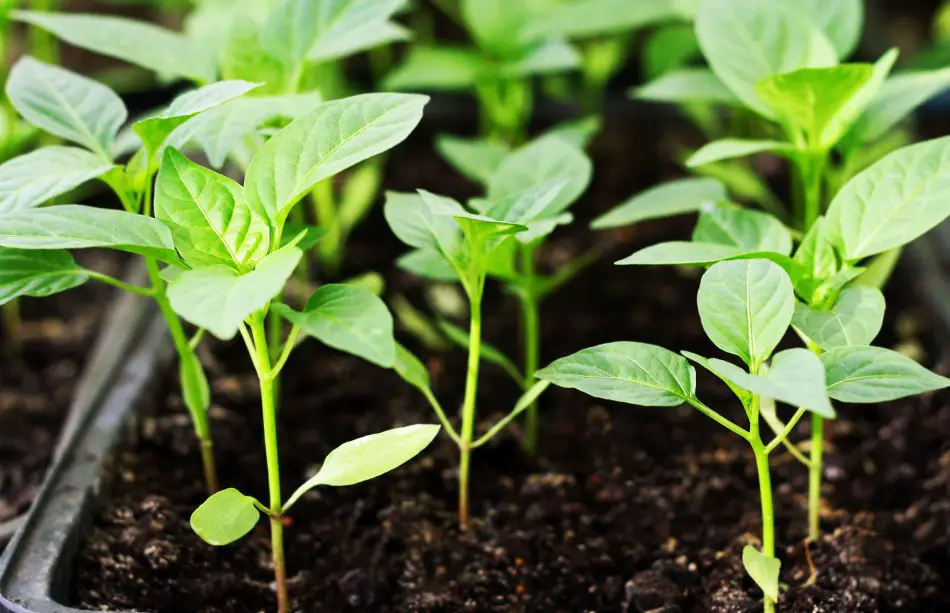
[69,121,950,613]
[0,252,122,528]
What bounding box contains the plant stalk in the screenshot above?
[519,244,541,455]
[251,316,289,613]
[808,413,824,541]
[458,289,483,531]
[750,404,776,613]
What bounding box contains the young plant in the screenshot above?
[385,0,581,144]
[0,56,269,494]
[612,135,950,541]
[432,129,595,454]
[383,183,571,528]
[538,258,838,613]
[138,92,429,613]
[630,0,950,228]
[14,0,411,274]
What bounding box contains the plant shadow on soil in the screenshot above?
[69,119,950,613]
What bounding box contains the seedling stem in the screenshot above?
[519,243,541,454]
[458,280,484,530]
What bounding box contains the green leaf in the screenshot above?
[384,46,489,91]
[792,217,839,299]
[634,68,738,105]
[133,81,259,160]
[593,178,725,229]
[393,342,432,394]
[697,259,794,367]
[686,139,794,168]
[542,116,602,150]
[167,247,302,340]
[482,180,570,227]
[825,135,950,260]
[190,488,260,546]
[694,349,835,418]
[0,205,179,263]
[180,348,211,433]
[850,67,950,145]
[435,135,511,185]
[692,205,793,255]
[803,0,863,60]
[6,56,126,158]
[283,424,441,509]
[219,15,286,93]
[397,249,459,281]
[438,319,523,385]
[616,241,779,266]
[175,93,322,169]
[696,0,832,117]
[756,62,890,148]
[155,148,271,271]
[742,545,780,602]
[245,93,428,228]
[0,248,88,305]
[306,0,406,62]
[384,191,461,257]
[274,284,396,368]
[792,286,884,350]
[460,0,533,57]
[536,341,696,406]
[13,10,216,84]
[526,0,680,39]
[488,135,591,216]
[0,147,115,214]
[822,346,950,403]
[501,40,581,78]
[680,350,752,407]
[308,19,409,63]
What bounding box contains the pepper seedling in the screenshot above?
[614,135,950,541]
[0,56,274,494]
[629,0,950,229]
[134,92,429,613]
[539,258,839,613]
[385,0,581,144]
[14,0,411,274]
[384,181,572,528]
[427,129,594,454]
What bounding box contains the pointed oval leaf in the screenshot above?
[851,67,950,144]
[526,0,679,39]
[167,247,302,340]
[592,178,726,229]
[155,148,270,270]
[6,56,126,158]
[397,248,459,282]
[393,342,432,394]
[0,248,88,305]
[792,286,885,350]
[697,259,795,367]
[488,136,592,216]
[702,350,835,418]
[190,488,260,546]
[822,346,950,403]
[686,139,794,168]
[500,39,581,78]
[133,81,259,159]
[245,93,428,227]
[617,242,797,268]
[283,424,441,510]
[13,10,216,84]
[0,146,115,213]
[825,136,950,261]
[274,284,396,368]
[536,341,696,407]
[692,204,793,255]
[0,205,179,263]
[804,0,862,60]
[697,0,832,117]
[742,545,781,602]
[384,45,489,91]
[634,68,739,105]
[384,191,461,254]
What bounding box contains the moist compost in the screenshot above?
[69,123,950,612]
[0,252,122,529]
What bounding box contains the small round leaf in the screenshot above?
[190,488,260,546]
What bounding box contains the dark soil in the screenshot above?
[69,122,950,613]
[0,252,122,527]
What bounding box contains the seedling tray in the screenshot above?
[0,266,152,549]
[0,298,167,613]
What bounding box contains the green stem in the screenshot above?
[250,315,289,613]
[145,257,218,494]
[458,286,483,531]
[86,271,156,296]
[750,399,777,613]
[312,179,341,276]
[519,245,541,455]
[808,413,824,541]
[800,149,829,231]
